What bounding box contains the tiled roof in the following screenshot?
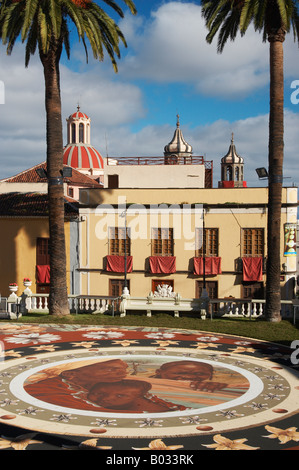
[1,162,102,187]
[0,192,79,218]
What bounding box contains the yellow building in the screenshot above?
[77,185,297,302]
[0,112,297,309]
[0,192,79,298]
[76,127,298,303]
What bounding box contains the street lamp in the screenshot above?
[200,207,209,319]
[120,208,129,295]
[35,166,73,181]
[256,167,269,179]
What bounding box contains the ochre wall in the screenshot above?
[0,218,71,297]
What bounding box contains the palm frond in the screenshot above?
[0,0,136,71]
[202,0,299,49]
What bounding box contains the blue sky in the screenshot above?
[0,0,299,187]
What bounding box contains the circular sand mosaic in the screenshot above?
[1,337,298,438]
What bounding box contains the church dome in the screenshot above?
[164,114,193,157]
[69,109,89,120]
[63,143,104,169]
[221,133,244,164]
[63,106,104,173]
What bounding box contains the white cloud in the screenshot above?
[0,43,145,179]
[119,1,299,98]
[104,110,299,188]
[0,1,298,188]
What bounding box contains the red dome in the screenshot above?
[63,144,104,169]
[69,109,89,120]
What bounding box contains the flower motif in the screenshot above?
[17,406,43,416]
[261,392,285,401]
[112,340,140,347]
[70,341,98,349]
[202,434,260,450]
[229,346,256,354]
[215,410,244,419]
[135,418,163,427]
[78,439,112,450]
[82,331,124,340]
[264,425,299,444]
[90,418,117,427]
[151,340,180,347]
[0,398,19,406]
[244,402,268,411]
[31,344,59,352]
[50,414,77,423]
[4,350,23,358]
[0,434,43,450]
[9,282,17,286]
[191,342,219,350]
[5,333,61,345]
[23,278,31,282]
[180,415,207,425]
[132,439,184,450]
[196,335,220,342]
[145,333,175,340]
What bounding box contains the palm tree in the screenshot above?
[0,0,136,315]
[201,0,299,322]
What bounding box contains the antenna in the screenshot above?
[105,132,109,159]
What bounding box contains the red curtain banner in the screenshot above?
[36,265,50,284]
[193,257,222,275]
[242,257,263,282]
[149,256,176,274]
[106,255,133,273]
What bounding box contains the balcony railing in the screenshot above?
[106,156,208,166]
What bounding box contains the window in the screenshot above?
[71,123,76,143]
[79,123,84,143]
[36,237,50,265]
[108,174,119,189]
[151,228,174,256]
[109,279,130,297]
[242,228,264,257]
[242,282,264,299]
[196,280,218,299]
[109,227,130,256]
[36,238,50,296]
[196,228,218,257]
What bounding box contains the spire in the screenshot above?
[219,133,246,188]
[221,132,243,164]
[164,115,193,161]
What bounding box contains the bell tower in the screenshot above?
[219,133,247,188]
[66,105,91,145]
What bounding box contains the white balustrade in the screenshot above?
[8,289,297,322]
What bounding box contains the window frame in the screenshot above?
[241,228,264,257]
[108,227,131,257]
[151,227,174,257]
[195,227,219,257]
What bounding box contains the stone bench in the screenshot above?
[119,293,207,318]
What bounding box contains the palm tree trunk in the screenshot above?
[40,40,70,316]
[266,31,285,322]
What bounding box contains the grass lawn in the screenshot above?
[2,311,298,347]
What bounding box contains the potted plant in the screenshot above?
[9,282,18,293]
[23,278,32,288]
